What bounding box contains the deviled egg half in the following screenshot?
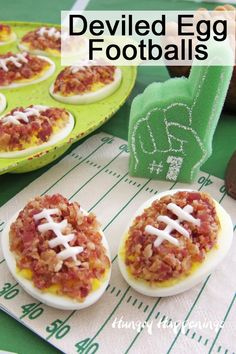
[19,26,61,57]
[0,93,6,114]
[0,52,55,89]
[0,105,74,158]
[49,64,122,104]
[0,24,17,46]
[118,189,233,297]
[2,194,111,310]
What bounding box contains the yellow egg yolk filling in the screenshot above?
[1,115,69,153]
[17,266,109,297]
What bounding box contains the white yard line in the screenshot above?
[71,0,91,11]
[61,0,90,28]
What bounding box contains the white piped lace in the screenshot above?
[37,27,61,40]
[1,105,48,125]
[33,208,83,264]
[145,203,200,247]
[0,52,28,72]
[70,59,98,74]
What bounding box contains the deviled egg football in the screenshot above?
[19,26,61,57]
[1,194,111,310]
[0,24,17,46]
[0,52,55,89]
[50,64,122,104]
[118,189,233,297]
[0,105,74,158]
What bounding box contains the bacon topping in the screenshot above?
[21,26,61,52]
[124,191,220,283]
[9,194,110,301]
[0,106,69,152]
[53,65,116,96]
[0,52,50,86]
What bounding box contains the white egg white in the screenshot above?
[49,67,122,105]
[0,31,17,46]
[0,108,74,158]
[118,189,233,297]
[18,42,60,57]
[0,56,55,90]
[0,93,6,113]
[1,208,111,310]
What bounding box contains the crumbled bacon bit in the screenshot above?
[0,106,69,152]
[10,194,110,301]
[53,66,116,96]
[21,27,61,52]
[0,52,50,86]
[125,191,220,283]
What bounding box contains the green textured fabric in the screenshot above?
[0,1,235,354]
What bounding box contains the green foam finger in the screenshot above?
[128,43,234,183]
